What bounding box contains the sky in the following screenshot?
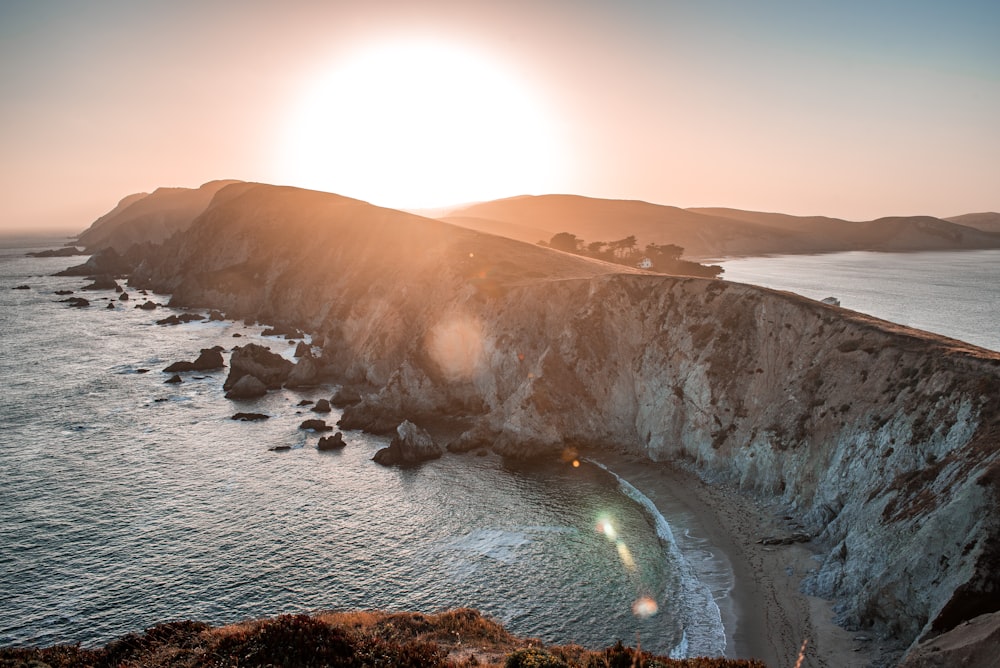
[1,0,998,232]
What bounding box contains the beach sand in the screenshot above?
[596,452,893,668]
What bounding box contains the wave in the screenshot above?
[586,459,726,658]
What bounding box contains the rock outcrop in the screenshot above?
[122,182,1000,664]
[299,419,332,432]
[163,347,225,373]
[223,343,292,391]
[372,420,442,466]
[57,247,132,277]
[317,432,347,450]
[224,375,267,399]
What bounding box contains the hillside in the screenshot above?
[444,196,1000,259]
[0,609,764,667]
[75,179,241,252]
[946,212,1000,234]
[112,182,1000,666]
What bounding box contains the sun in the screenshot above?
[275,39,567,210]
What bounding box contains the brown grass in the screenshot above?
[0,609,767,668]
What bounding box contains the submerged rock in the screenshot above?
[156,313,205,326]
[164,374,182,384]
[232,412,269,421]
[62,297,90,307]
[12,284,29,290]
[372,420,442,466]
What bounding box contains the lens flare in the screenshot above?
[596,516,617,541]
[425,316,484,382]
[616,541,636,572]
[631,597,658,618]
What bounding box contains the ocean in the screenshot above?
[0,239,726,657]
[717,250,1000,352]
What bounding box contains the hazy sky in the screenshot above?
[2,0,998,231]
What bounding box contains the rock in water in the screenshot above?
[165,374,182,384]
[224,343,293,390]
[163,347,225,373]
[12,284,29,290]
[62,297,90,307]
[285,351,319,388]
[224,374,267,399]
[311,399,331,413]
[231,412,269,421]
[317,432,347,450]
[83,274,118,291]
[372,421,442,466]
[299,419,332,432]
[294,341,311,357]
[209,309,225,321]
[330,386,363,407]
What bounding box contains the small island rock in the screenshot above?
[224,374,267,399]
[372,420,442,466]
[299,418,333,432]
[311,399,331,413]
[231,412,269,421]
[317,432,347,450]
[224,343,293,391]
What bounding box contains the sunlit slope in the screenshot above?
[133,183,644,383]
[446,195,1000,258]
[76,180,242,252]
[446,194,800,258]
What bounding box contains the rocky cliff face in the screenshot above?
[130,183,1000,662]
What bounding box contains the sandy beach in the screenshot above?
[596,452,893,668]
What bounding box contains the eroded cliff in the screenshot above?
[129,183,1000,663]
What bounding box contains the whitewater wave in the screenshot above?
[587,459,726,658]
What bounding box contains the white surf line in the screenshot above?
[586,458,727,658]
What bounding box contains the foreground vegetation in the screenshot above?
[0,609,765,667]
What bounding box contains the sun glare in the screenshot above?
[276,39,566,209]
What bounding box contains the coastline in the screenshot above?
[593,451,890,667]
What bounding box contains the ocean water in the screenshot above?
[0,240,726,657]
[718,250,1000,352]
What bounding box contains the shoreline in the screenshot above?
[593,451,890,667]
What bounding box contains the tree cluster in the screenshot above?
[540,232,723,279]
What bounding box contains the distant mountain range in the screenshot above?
[75,183,1000,262]
[442,195,1000,259]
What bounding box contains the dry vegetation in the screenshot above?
[0,609,766,668]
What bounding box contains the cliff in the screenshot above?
[75,180,241,252]
[128,183,1000,664]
